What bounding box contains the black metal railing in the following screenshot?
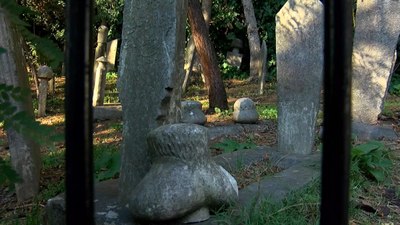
[65,0,94,224]
[64,0,353,224]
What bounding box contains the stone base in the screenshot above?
[45,147,321,225]
[93,105,122,121]
[319,122,398,141]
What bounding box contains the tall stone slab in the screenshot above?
[352,0,400,124]
[276,0,323,154]
[117,0,188,204]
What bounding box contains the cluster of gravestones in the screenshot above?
[181,97,259,125]
[276,0,400,154]
[36,27,119,117]
[45,0,399,224]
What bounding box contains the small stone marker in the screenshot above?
[117,1,187,204]
[276,0,324,154]
[130,124,238,223]
[37,65,54,117]
[233,98,259,124]
[352,0,400,124]
[181,100,207,125]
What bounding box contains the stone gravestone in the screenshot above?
[233,97,259,124]
[276,0,324,154]
[226,38,243,68]
[92,56,108,106]
[106,39,119,71]
[37,65,53,117]
[181,100,206,125]
[130,124,238,223]
[352,0,400,124]
[117,1,188,204]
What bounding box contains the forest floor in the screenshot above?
[0,77,400,224]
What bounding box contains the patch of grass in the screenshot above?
[215,140,398,225]
[215,107,233,119]
[257,105,278,120]
[211,138,256,153]
[94,144,120,182]
[110,121,123,132]
[232,159,282,190]
[215,180,321,225]
[382,98,400,118]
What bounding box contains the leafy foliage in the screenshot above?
[351,140,392,182]
[220,60,249,80]
[94,145,120,181]
[0,83,62,147]
[0,157,21,188]
[0,0,63,69]
[210,0,286,78]
[389,72,400,96]
[94,0,124,40]
[257,105,278,120]
[211,138,256,153]
[214,107,233,118]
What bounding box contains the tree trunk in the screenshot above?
[241,0,262,82]
[188,0,228,111]
[0,8,41,202]
[183,0,212,93]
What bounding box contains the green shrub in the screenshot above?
[257,105,278,120]
[351,140,392,182]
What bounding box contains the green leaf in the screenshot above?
[352,141,382,155]
[369,169,385,182]
[0,47,5,54]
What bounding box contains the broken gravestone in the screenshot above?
[276,0,324,154]
[352,0,400,124]
[130,124,238,223]
[106,39,119,71]
[117,1,188,204]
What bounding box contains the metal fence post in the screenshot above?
[65,0,94,224]
[320,0,353,224]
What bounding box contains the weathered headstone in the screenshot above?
[117,1,188,204]
[276,0,324,154]
[92,56,108,106]
[352,0,400,124]
[233,97,259,124]
[106,39,119,71]
[93,25,108,75]
[130,124,238,223]
[226,38,243,68]
[37,65,53,117]
[181,100,206,125]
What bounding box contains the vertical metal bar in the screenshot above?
[320,0,353,224]
[65,0,94,224]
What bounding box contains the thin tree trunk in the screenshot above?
[188,0,228,111]
[242,0,262,82]
[0,8,41,202]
